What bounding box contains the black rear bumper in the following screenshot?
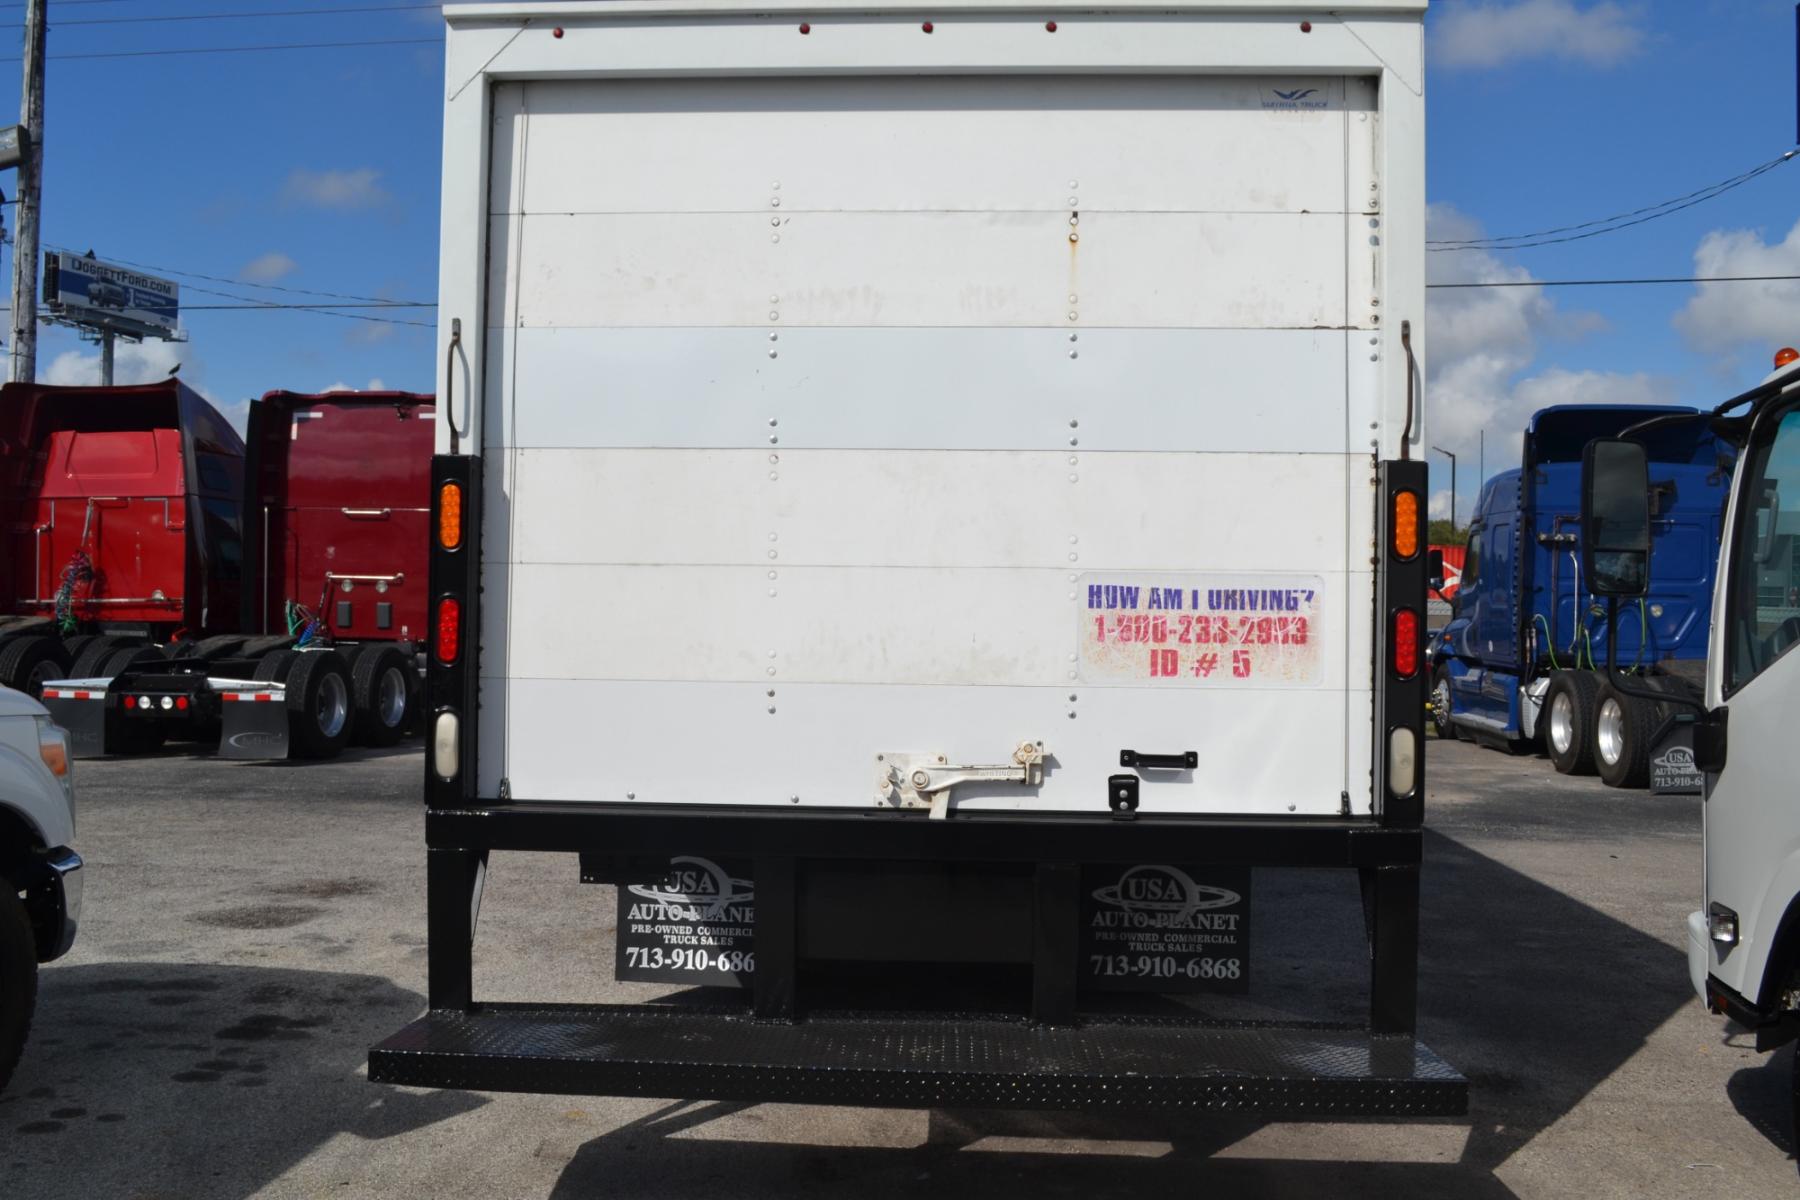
[370,1003,1465,1115]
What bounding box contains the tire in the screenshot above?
[284,650,352,759]
[1594,681,1657,789]
[253,649,297,684]
[1543,670,1601,776]
[1430,663,1458,740]
[69,634,131,680]
[60,635,97,670]
[351,646,415,747]
[0,880,39,1093]
[0,635,71,698]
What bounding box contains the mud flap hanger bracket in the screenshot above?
[875,740,1047,819]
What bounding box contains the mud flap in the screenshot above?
[219,691,290,760]
[39,684,110,759]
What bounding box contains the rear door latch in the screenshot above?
[876,740,1047,819]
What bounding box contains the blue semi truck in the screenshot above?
[1430,405,1734,788]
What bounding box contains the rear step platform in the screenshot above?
[370,1004,1467,1115]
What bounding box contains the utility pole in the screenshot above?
[1430,445,1457,531]
[8,0,44,383]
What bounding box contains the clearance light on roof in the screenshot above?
[438,481,463,551]
[1392,490,1420,560]
[1776,347,1799,369]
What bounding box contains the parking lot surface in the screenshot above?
[3,739,1794,1198]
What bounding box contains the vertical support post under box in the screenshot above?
[1365,864,1420,1037]
[428,847,486,1012]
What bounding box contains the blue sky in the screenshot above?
[0,0,1796,521]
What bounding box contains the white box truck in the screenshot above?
[373,0,1465,1115]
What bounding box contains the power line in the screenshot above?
[1428,150,1797,253]
[0,35,439,63]
[1430,273,1800,289]
[105,254,429,308]
[176,282,433,327]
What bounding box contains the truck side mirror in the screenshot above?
[1426,547,1444,594]
[1581,438,1651,597]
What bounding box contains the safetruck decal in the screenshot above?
[1076,573,1325,686]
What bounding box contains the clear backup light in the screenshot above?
[159,696,173,711]
[1708,902,1739,946]
[433,712,460,781]
[1388,727,1417,798]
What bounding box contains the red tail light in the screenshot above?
[436,597,461,664]
[1392,608,1419,678]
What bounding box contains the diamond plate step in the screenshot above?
[370,1004,1467,1116]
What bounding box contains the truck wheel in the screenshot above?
[352,646,415,747]
[1594,682,1655,789]
[1543,671,1600,775]
[0,878,39,1093]
[1430,664,1457,740]
[0,636,71,698]
[285,650,352,759]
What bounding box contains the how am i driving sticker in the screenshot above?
[1076,573,1324,687]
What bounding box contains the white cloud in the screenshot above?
[240,251,297,284]
[1674,216,1800,359]
[1425,204,1671,521]
[282,167,391,211]
[44,338,187,388]
[320,377,388,393]
[1431,0,1646,70]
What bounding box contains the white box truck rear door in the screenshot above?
[478,73,1383,816]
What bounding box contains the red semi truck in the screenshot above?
[5,381,432,758]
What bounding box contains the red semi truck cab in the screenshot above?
[0,380,244,693]
[243,391,434,644]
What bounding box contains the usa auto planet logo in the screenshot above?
[627,856,755,920]
[1263,86,1328,111]
[1092,864,1240,918]
[1653,745,1697,772]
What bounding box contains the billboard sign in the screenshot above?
[43,250,179,339]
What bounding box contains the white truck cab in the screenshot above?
[1581,348,1800,1139]
[1687,355,1800,1032]
[0,686,80,1092]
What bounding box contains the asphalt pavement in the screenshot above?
[2,737,1792,1198]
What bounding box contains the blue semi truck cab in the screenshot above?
[1432,405,1734,788]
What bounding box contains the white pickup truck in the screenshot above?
[373,0,1462,1117]
[0,687,79,1092]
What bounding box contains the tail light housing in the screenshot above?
[1392,608,1420,678]
[1392,489,1420,559]
[438,481,464,551]
[435,596,461,664]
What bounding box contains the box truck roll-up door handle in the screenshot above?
[341,507,392,520]
[875,740,1047,820]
